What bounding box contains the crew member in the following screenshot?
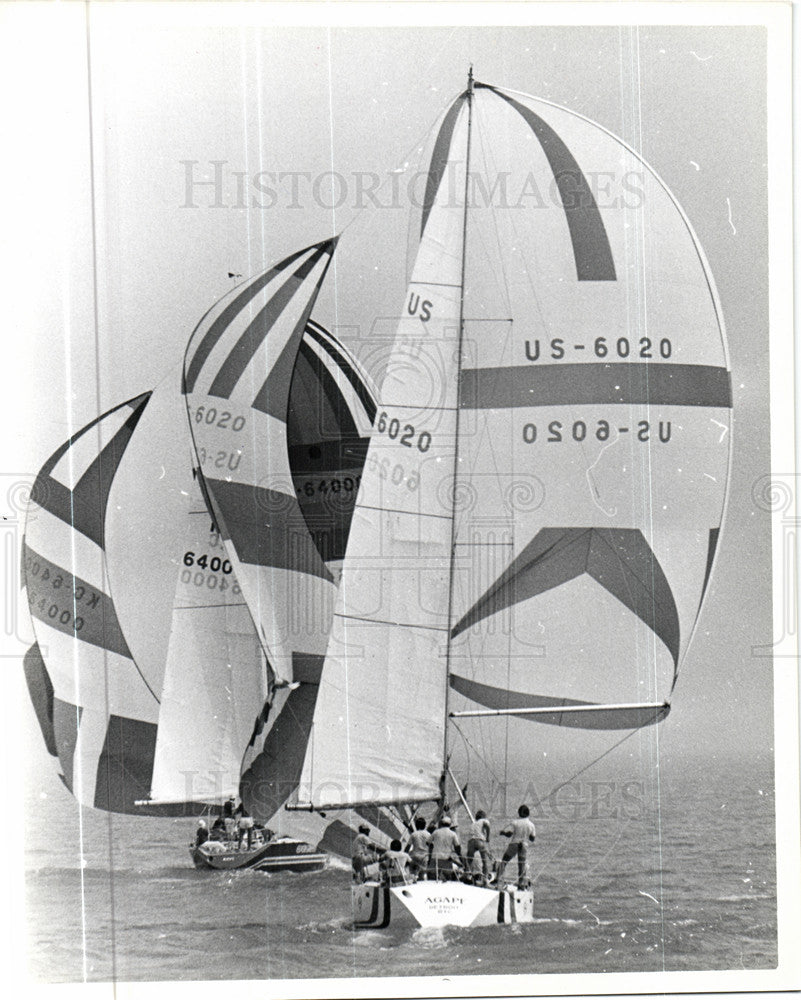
[380,839,411,885]
[237,807,255,851]
[465,809,492,884]
[497,804,536,886]
[352,824,377,883]
[428,815,462,880]
[195,820,209,847]
[406,816,432,879]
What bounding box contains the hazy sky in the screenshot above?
[6,11,780,805]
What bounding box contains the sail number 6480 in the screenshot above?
[376,412,431,452]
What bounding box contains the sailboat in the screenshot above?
[182,239,411,858]
[288,71,731,928]
[22,261,397,865]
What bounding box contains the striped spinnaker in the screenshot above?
[21,395,177,814]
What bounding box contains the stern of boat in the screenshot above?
[353,880,534,928]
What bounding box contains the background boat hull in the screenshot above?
[190,840,327,873]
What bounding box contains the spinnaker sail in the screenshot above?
[22,395,166,813]
[183,240,340,689]
[24,298,380,828]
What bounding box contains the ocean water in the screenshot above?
[25,760,776,983]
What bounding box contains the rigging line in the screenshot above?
[471,94,513,314]
[83,3,116,986]
[479,89,550,339]
[629,30,668,966]
[629,23,660,715]
[540,722,646,803]
[442,69,475,778]
[530,817,582,883]
[450,718,506,790]
[582,815,633,877]
[324,27,339,246]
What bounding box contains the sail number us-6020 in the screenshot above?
[524,336,673,361]
[522,419,672,444]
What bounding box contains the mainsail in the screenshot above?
[294,77,731,812]
[296,95,472,810]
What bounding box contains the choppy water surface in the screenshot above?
[25,761,776,982]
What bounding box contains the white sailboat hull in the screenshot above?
[352,881,534,929]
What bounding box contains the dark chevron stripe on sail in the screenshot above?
[303,321,377,424]
[23,644,57,757]
[294,341,360,438]
[318,820,361,857]
[449,674,669,731]
[251,296,331,420]
[208,244,334,400]
[53,698,82,792]
[460,363,732,410]
[30,394,150,547]
[355,805,406,842]
[700,527,720,602]
[183,246,309,394]
[421,93,468,237]
[204,479,333,581]
[94,714,158,813]
[22,542,133,659]
[480,85,615,281]
[452,527,680,667]
[240,653,324,822]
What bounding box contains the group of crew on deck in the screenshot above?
[352,805,536,888]
[194,797,269,852]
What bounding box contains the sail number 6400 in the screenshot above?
[376,412,431,452]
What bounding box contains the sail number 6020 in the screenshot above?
[376,411,431,452]
[523,419,672,444]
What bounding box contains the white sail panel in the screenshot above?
[149,609,263,804]
[296,98,471,809]
[106,368,269,806]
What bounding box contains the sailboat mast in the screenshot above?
[441,66,475,782]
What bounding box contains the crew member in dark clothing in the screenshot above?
[195,820,209,847]
[237,806,255,850]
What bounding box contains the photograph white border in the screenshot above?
[1,2,797,998]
